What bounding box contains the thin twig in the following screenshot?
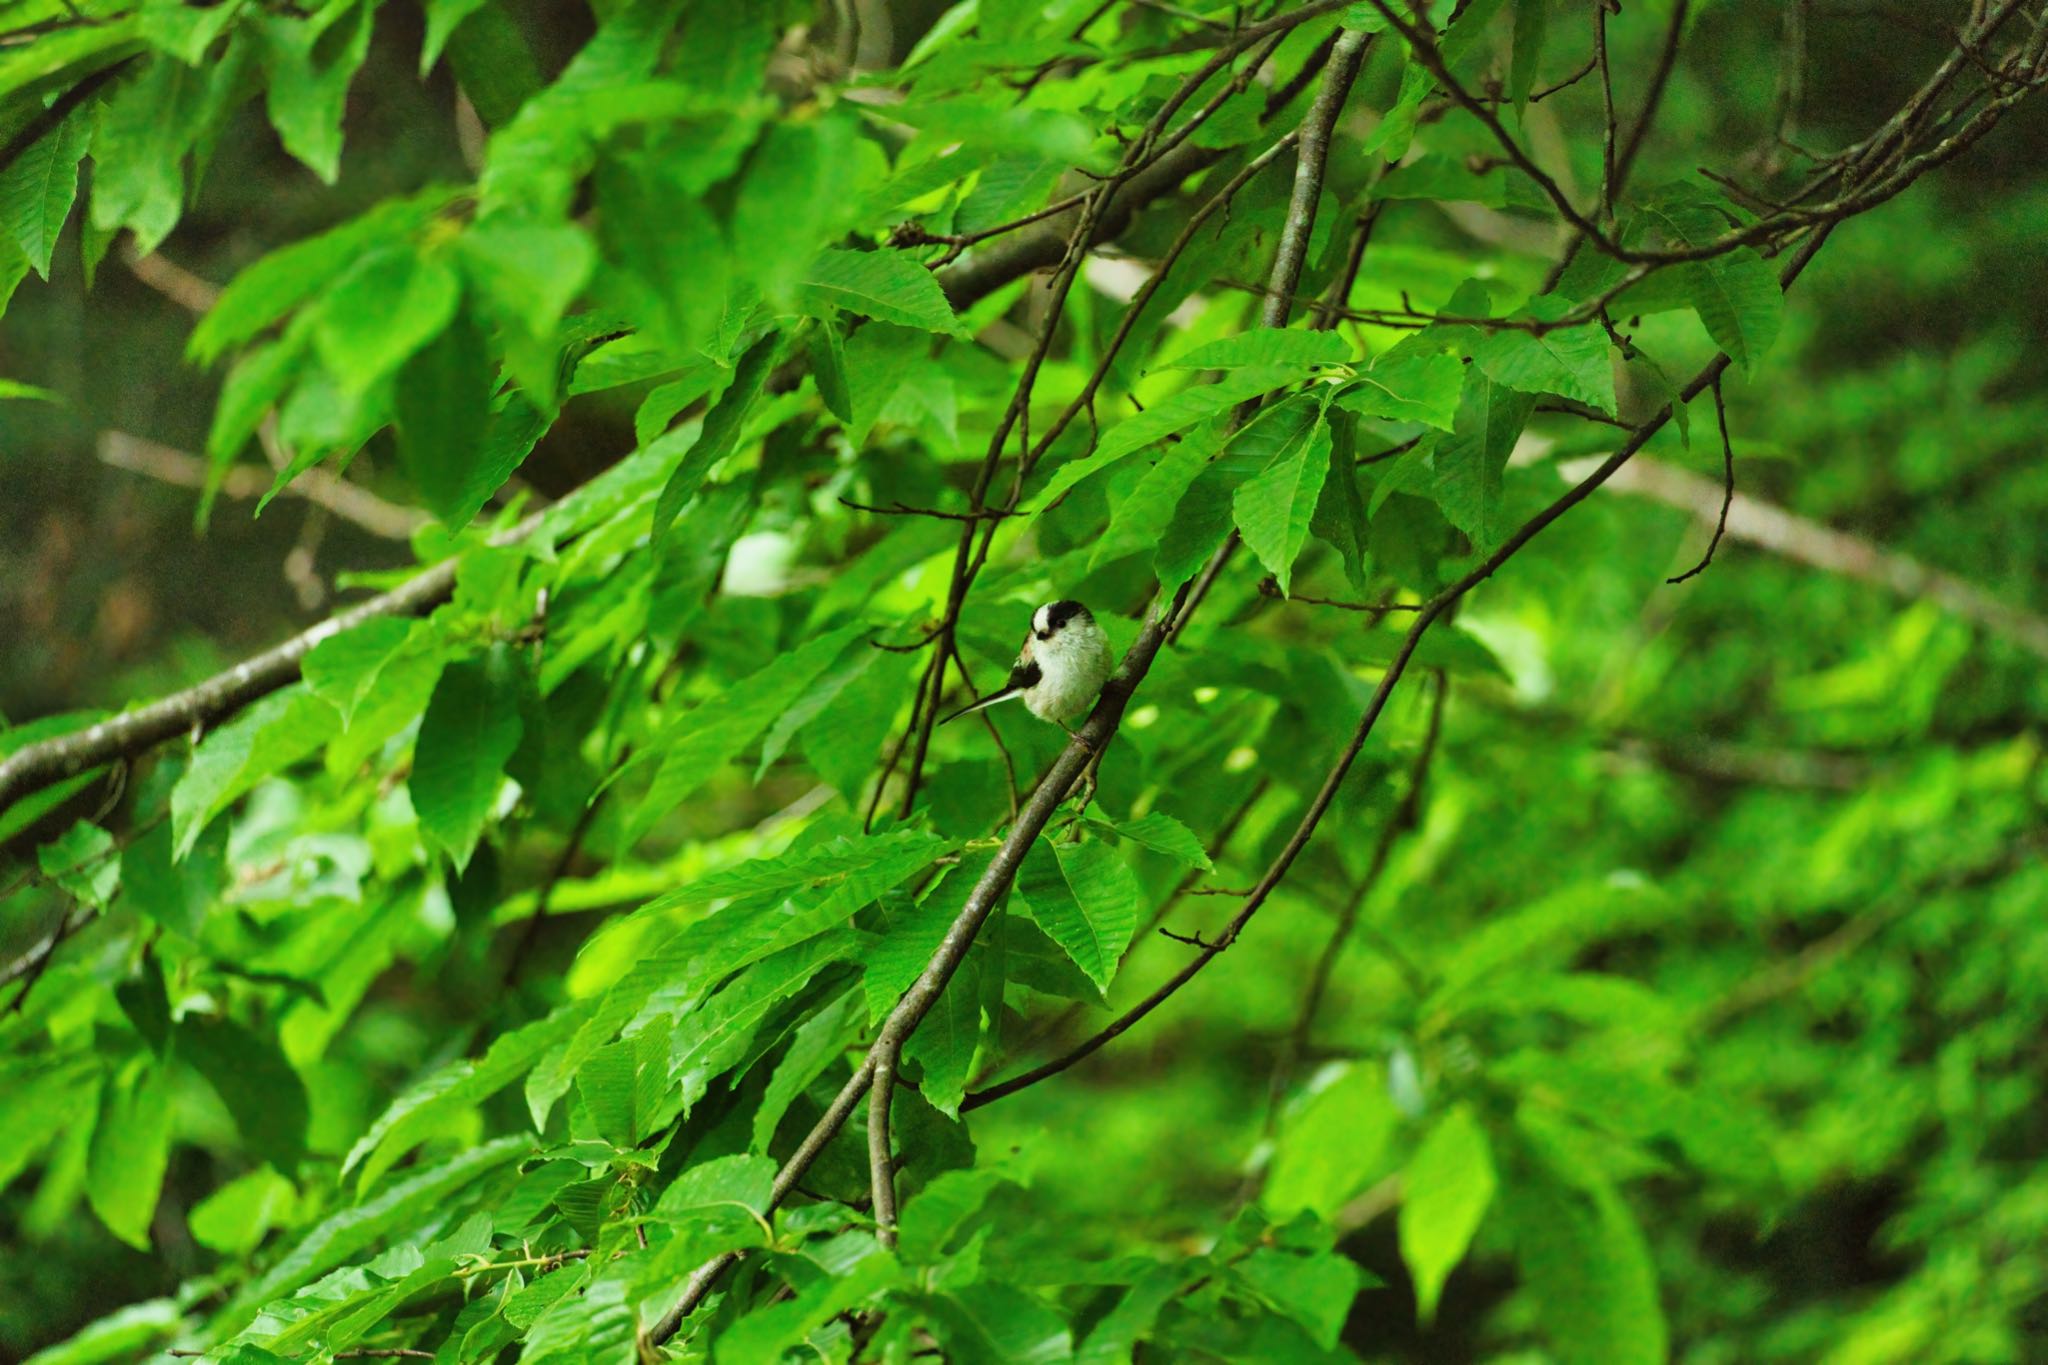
[1665,375,1735,585]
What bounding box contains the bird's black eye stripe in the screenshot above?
[1036,630,1051,640]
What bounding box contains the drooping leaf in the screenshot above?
[86,1061,171,1251]
[410,650,527,872]
[0,106,90,278]
[1232,410,1333,597]
[1430,370,1537,553]
[1399,1104,1497,1323]
[1473,310,1616,413]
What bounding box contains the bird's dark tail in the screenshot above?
[938,688,1022,726]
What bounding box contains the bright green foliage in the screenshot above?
[2,1,2046,1363]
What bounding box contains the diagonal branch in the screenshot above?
[963,228,1841,1112]
[651,22,1374,1341]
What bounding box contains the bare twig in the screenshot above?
[0,508,546,818]
[1564,453,2048,658]
[1665,374,1735,585]
[98,431,429,542]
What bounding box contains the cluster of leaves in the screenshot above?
[4,0,2046,1362]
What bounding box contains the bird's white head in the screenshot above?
[1032,599,1094,642]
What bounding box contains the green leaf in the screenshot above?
[0,106,90,279]
[191,192,459,365]
[1013,838,1139,994]
[1265,1063,1399,1220]
[1473,314,1616,413]
[1165,328,1355,370]
[170,687,339,858]
[1431,370,1537,553]
[1399,1104,1497,1323]
[798,247,960,333]
[1499,1127,1668,1365]
[313,247,463,392]
[0,376,61,404]
[1093,811,1213,870]
[457,214,595,341]
[1311,413,1373,592]
[625,623,866,840]
[1334,351,1464,430]
[1033,366,1303,511]
[344,1005,583,1191]
[844,321,925,446]
[667,936,848,1119]
[1640,199,1783,372]
[259,5,375,183]
[120,820,219,939]
[732,115,863,306]
[900,1166,1012,1265]
[1234,1247,1364,1351]
[86,1061,171,1251]
[752,987,862,1153]
[1232,411,1332,597]
[904,946,983,1117]
[410,650,527,872]
[651,330,779,541]
[189,1167,297,1256]
[178,1016,310,1173]
[1510,0,1551,115]
[1089,425,1215,571]
[301,617,417,729]
[228,1137,530,1318]
[38,819,117,906]
[89,56,200,254]
[923,1285,1073,1365]
[393,308,496,527]
[421,0,494,74]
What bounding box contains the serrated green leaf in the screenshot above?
[651,330,779,540]
[1432,370,1536,553]
[410,651,526,872]
[1034,366,1303,512]
[1096,811,1213,870]
[1013,838,1138,993]
[301,617,417,729]
[1233,413,1332,597]
[259,6,374,183]
[1399,1104,1497,1323]
[799,247,960,333]
[625,623,866,840]
[0,106,89,279]
[752,987,862,1153]
[1334,351,1463,429]
[1165,328,1354,371]
[1473,315,1615,413]
[904,946,983,1118]
[923,1285,1073,1365]
[1089,423,1215,571]
[344,1005,584,1191]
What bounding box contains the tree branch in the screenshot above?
[652,24,1372,1340]
[0,508,545,819]
[963,227,1841,1112]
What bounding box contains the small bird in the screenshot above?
[940,599,1113,730]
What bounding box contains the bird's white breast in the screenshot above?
[1024,620,1113,722]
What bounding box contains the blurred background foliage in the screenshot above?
[2,1,2046,1362]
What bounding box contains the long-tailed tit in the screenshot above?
[940,600,1113,730]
